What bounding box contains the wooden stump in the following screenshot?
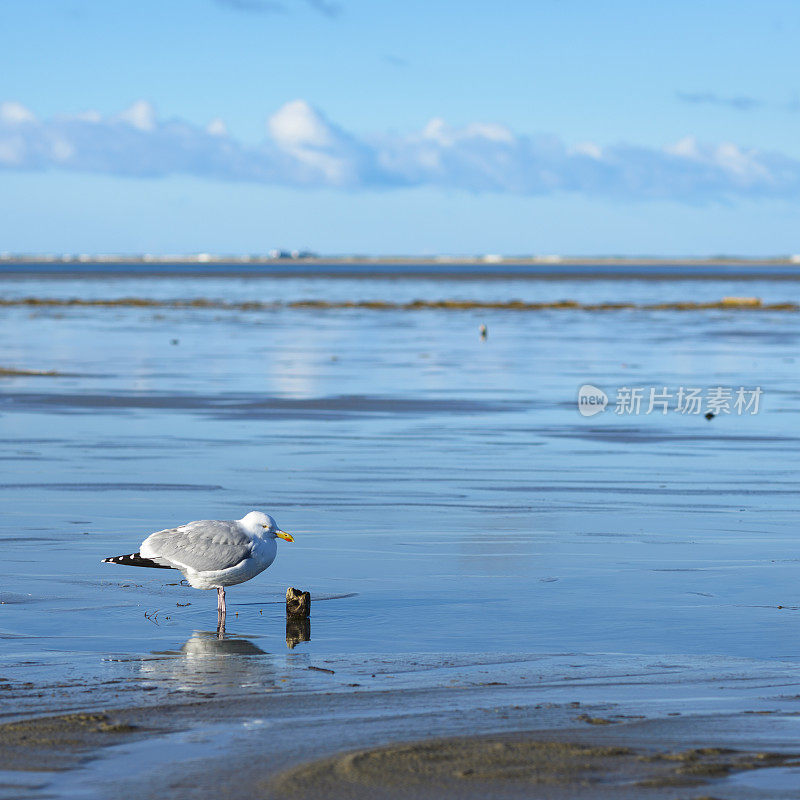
[286,586,311,618]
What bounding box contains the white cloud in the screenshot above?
[206,117,228,137]
[266,99,375,185]
[465,122,515,144]
[117,100,156,132]
[571,142,603,159]
[666,136,700,159]
[268,99,335,149]
[0,101,36,125]
[421,118,452,145]
[2,98,800,202]
[50,138,75,162]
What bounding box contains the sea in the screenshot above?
[1,262,799,717]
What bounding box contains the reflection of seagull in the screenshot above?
[140,631,271,690]
[179,631,267,657]
[102,511,294,621]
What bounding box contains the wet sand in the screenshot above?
[5,671,800,799]
[4,644,800,797]
[269,735,800,800]
[0,713,141,772]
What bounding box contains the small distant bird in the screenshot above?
[102,511,293,619]
[479,324,488,340]
[705,411,715,420]
[170,339,179,345]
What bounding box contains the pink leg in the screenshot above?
[217,587,226,634]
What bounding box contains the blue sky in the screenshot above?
[2,0,800,255]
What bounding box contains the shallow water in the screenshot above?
[1,269,800,714]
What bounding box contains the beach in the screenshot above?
[5,654,800,798]
[1,265,800,798]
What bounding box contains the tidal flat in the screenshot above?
[1,268,800,798]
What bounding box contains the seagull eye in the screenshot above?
[262,524,269,528]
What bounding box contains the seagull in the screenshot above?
[102,511,293,624]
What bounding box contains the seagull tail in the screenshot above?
[101,552,174,569]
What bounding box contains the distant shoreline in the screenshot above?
[3,257,800,280]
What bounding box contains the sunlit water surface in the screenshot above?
[1,271,799,712]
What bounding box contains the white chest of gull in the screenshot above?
[102,511,293,621]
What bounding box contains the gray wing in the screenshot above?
[140,520,253,572]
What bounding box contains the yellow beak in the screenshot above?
[275,530,294,542]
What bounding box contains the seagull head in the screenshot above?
[240,510,294,542]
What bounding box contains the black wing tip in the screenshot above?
[102,553,174,569]
[102,552,139,564]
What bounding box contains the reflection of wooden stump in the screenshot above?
[286,586,311,618]
[286,587,311,648]
[286,616,311,649]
